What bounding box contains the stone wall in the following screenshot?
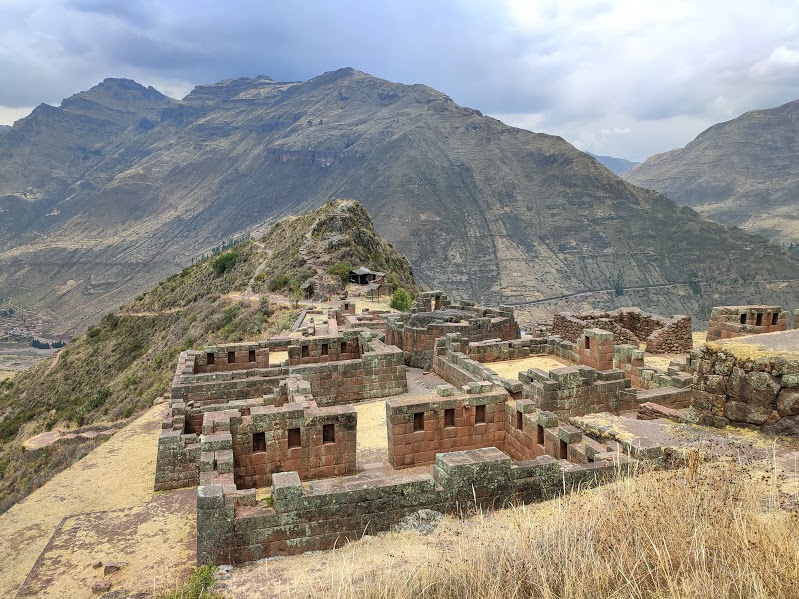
[465,336,549,363]
[385,303,519,368]
[194,343,271,373]
[287,332,362,365]
[202,402,357,488]
[386,386,507,467]
[691,337,799,433]
[577,328,615,371]
[706,305,790,342]
[197,447,630,564]
[520,364,631,418]
[503,401,604,463]
[613,345,694,391]
[552,308,692,354]
[154,427,200,491]
[289,335,406,405]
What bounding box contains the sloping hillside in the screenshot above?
[0,199,413,512]
[2,69,798,333]
[625,98,799,244]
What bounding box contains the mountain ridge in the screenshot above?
[588,152,639,175]
[625,97,799,244]
[1,68,799,333]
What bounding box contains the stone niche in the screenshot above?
[706,305,790,342]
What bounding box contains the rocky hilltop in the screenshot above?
[625,98,799,244]
[2,69,799,332]
[0,199,413,511]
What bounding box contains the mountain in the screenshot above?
[588,152,639,175]
[2,68,799,333]
[0,199,414,512]
[0,125,9,133]
[625,99,799,244]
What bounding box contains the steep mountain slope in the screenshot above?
[588,152,639,175]
[0,199,413,512]
[625,99,799,244]
[2,69,799,333]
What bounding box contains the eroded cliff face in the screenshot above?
[2,69,799,333]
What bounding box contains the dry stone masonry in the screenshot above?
[705,305,790,342]
[151,291,799,566]
[552,308,692,353]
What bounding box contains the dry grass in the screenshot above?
[313,460,799,599]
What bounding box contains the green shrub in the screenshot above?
[211,250,239,276]
[269,273,292,291]
[390,288,413,311]
[327,261,354,284]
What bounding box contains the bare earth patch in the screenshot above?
[0,404,195,597]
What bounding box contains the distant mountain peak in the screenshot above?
[587,152,639,175]
[625,96,799,243]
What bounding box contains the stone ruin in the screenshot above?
[705,305,791,342]
[552,307,692,353]
[691,328,799,434]
[385,291,519,368]
[152,294,798,566]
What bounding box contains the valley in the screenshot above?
[2,71,798,336]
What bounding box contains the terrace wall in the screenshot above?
[197,447,628,564]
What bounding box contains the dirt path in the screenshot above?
[0,404,194,598]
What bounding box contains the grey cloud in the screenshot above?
[0,0,798,159]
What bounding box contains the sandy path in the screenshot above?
[0,404,169,597]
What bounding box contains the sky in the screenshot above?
[1,0,798,161]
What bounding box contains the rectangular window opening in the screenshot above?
[584,335,591,350]
[756,313,763,327]
[536,424,545,446]
[740,313,747,324]
[559,439,568,460]
[227,351,236,364]
[253,432,266,453]
[206,352,215,365]
[322,423,335,444]
[516,410,524,430]
[301,345,309,358]
[413,412,425,432]
[444,408,455,427]
[772,313,779,326]
[249,349,256,362]
[475,404,486,424]
[341,341,348,354]
[288,428,301,448]
[321,343,329,356]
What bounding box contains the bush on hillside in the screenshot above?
[327,261,354,284]
[390,288,413,311]
[211,250,239,276]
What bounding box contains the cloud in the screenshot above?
[0,0,797,159]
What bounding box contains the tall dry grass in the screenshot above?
[330,457,799,599]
